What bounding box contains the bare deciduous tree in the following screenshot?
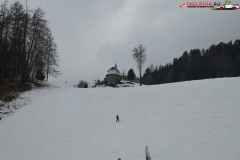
[0,1,60,83]
[132,44,146,86]
[149,64,154,72]
[122,70,126,76]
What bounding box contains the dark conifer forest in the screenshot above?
[142,40,240,85]
[0,1,60,84]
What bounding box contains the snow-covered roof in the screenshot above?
[107,67,121,75]
[108,67,118,72]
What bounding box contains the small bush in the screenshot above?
[31,81,49,88]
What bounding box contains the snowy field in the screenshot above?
[1,77,240,160]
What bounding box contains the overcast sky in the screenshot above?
[5,0,240,86]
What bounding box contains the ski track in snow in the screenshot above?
[1,78,240,160]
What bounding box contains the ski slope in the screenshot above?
[1,78,240,160]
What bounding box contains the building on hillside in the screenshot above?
[104,63,122,84]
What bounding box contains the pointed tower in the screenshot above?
[104,61,122,84]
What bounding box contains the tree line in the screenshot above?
[142,39,240,85]
[0,1,60,84]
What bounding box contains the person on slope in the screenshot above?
[116,115,120,122]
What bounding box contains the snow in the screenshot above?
[95,81,143,88]
[1,77,240,160]
[0,82,60,119]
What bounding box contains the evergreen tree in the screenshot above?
[143,67,150,76]
[142,39,240,85]
[35,68,45,81]
[127,68,136,82]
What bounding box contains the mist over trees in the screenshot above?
[0,1,60,84]
[142,40,240,85]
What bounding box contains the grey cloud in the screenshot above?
[6,0,240,86]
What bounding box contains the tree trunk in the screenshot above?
[46,56,49,81]
[1,19,9,83]
[21,11,27,84]
[0,1,7,84]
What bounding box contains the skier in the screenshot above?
[116,115,119,122]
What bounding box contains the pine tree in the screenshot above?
[127,68,136,82]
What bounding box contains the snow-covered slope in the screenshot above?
[1,77,240,160]
[0,82,60,118]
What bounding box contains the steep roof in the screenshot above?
[108,67,119,72]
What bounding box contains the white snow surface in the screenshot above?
[0,82,60,118]
[95,81,142,88]
[1,77,240,160]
